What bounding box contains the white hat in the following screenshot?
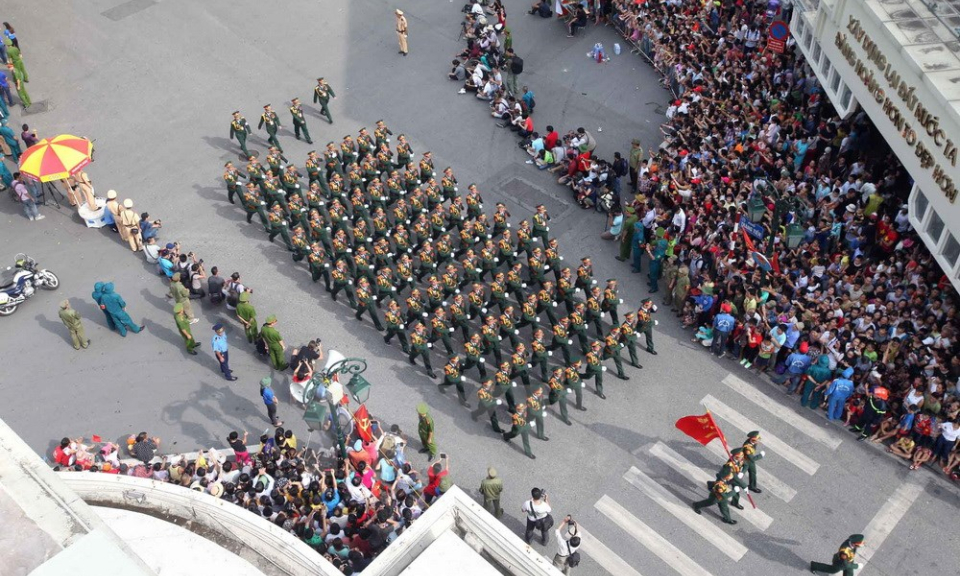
[122,198,133,208]
[107,189,117,199]
[395,8,403,15]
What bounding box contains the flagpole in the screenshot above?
[707,410,757,510]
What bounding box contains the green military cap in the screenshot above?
[233,110,240,115]
[848,534,865,544]
[730,447,743,455]
[632,138,641,145]
[261,377,272,388]
[641,298,653,305]
[266,315,277,323]
[239,292,251,303]
[747,430,761,439]
[416,402,429,415]
[172,272,181,281]
[173,303,184,313]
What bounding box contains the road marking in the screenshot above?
[722,374,842,450]
[649,442,773,531]
[623,466,748,561]
[577,526,645,576]
[702,441,797,503]
[595,495,715,576]
[701,395,820,475]
[858,481,925,571]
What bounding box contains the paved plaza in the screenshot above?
[1,1,958,575]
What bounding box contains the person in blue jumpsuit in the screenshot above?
[98,282,144,337]
[646,230,668,292]
[630,216,645,273]
[91,281,116,331]
[824,367,855,421]
[0,118,21,161]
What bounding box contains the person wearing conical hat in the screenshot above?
[58,300,90,350]
[810,534,865,574]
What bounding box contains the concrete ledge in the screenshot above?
[60,472,342,576]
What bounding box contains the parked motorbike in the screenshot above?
[0,253,60,316]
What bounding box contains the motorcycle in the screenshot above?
[0,253,60,316]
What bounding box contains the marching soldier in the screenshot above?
[223,161,242,204]
[497,230,517,268]
[395,134,414,171]
[440,263,461,300]
[405,288,429,326]
[263,174,288,215]
[692,470,738,525]
[585,286,605,338]
[429,308,455,355]
[354,277,384,331]
[810,534,865,575]
[229,111,252,158]
[556,268,576,314]
[289,98,312,143]
[576,257,596,293]
[258,104,283,152]
[527,247,548,288]
[424,277,445,314]
[527,387,549,441]
[535,281,559,326]
[305,150,324,188]
[463,332,488,380]
[241,182,270,228]
[532,204,550,243]
[530,328,550,381]
[620,312,643,369]
[581,341,607,399]
[353,245,376,286]
[290,226,309,262]
[439,355,470,407]
[324,142,343,179]
[637,298,658,355]
[395,254,416,294]
[565,361,587,411]
[408,322,437,378]
[448,196,466,231]
[547,316,573,364]
[375,267,397,306]
[493,361,519,413]
[479,240,498,282]
[503,402,535,460]
[742,431,765,493]
[516,219,534,257]
[602,326,630,380]
[374,119,393,147]
[465,183,483,220]
[717,448,748,511]
[569,302,590,354]
[499,305,521,349]
[492,202,511,236]
[602,279,622,326]
[440,166,458,201]
[448,293,471,340]
[341,134,358,166]
[419,151,435,181]
[383,299,410,353]
[516,293,540,337]
[313,77,336,123]
[470,379,504,433]
[330,259,357,307]
[544,238,564,282]
[265,146,287,178]
[487,272,509,315]
[357,127,375,160]
[460,249,482,289]
[467,283,486,320]
[510,343,532,388]
[505,263,527,303]
[481,315,504,366]
[546,367,573,425]
[307,243,332,291]
[267,204,295,251]
[246,155,266,188]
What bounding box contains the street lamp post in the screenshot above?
[301,351,372,459]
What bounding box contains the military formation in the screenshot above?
[692,431,765,526]
[220,110,659,460]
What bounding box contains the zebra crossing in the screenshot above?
[577,371,847,576]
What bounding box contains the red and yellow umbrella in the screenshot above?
[18,135,94,182]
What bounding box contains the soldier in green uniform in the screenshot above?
[810,534,865,575]
[374,267,397,307]
[499,306,522,349]
[246,156,266,189]
[470,379,504,433]
[428,308,455,355]
[59,300,90,350]
[529,328,550,381]
[265,146,287,178]
[556,268,577,314]
[439,355,471,407]
[419,151,435,181]
[289,97,312,143]
[637,298,658,355]
[236,292,258,343]
[716,448,749,510]
[383,299,410,353]
[575,257,596,293]
[503,402,535,459]
[481,315,503,366]
[313,77,336,123]
[408,322,437,379]
[535,281,559,326]
[509,343,532,388]
[440,166,458,201]
[602,327,630,381]
[660,255,679,308]
[546,367,573,425]
[742,431,765,493]
[581,341,607,399]
[527,247,547,287]
[289,226,310,263]
[223,161,242,205]
[463,332,488,380]
[241,182,270,228]
[416,403,437,458]
[486,272,509,315]
[516,293,540,337]
[405,288,428,326]
[601,279,622,326]
[354,277,384,331]
[258,104,283,152]
[547,317,573,364]
[620,312,643,368]
[307,243,332,291]
[515,220,534,257]
[585,286,605,338]
[531,204,550,243]
[330,260,357,308]
[229,111,252,158]
[527,387,549,441]
[493,361,519,413]
[691,471,737,525]
[565,361,587,411]
[569,302,590,355]
[282,164,304,198]
[260,315,287,371]
[174,303,199,355]
[544,238,564,282]
[267,204,295,251]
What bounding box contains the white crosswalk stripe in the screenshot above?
[702,441,797,503]
[701,395,820,475]
[577,526,646,576]
[595,495,715,576]
[623,466,749,561]
[721,374,842,450]
[857,481,926,572]
[648,442,774,530]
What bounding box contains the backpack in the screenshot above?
[510,56,524,75]
[567,551,581,567]
[226,281,241,307]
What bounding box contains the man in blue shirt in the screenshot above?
[824,368,856,421]
[261,377,282,427]
[211,323,237,381]
[777,342,812,393]
[711,303,735,358]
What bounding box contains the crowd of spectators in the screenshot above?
[54,420,446,574]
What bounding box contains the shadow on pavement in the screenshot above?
[34,312,74,346]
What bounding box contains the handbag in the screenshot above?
[539,512,555,531]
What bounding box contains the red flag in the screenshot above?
[675,412,727,447]
[353,404,373,442]
[771,250,781,275]
[741,228,756,253]
[91,435,102,443]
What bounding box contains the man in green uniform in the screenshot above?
[257,104,282,152]
[417,402,437,459]
[307,242,332,291]
[59,300,90,350]
[354,277,384,331]
[547,317,573,365]
[408,322,437,378]
[565,362,586,411]
[716,448,748,510]
[260,315,287,371]
[602,327,629,380]
[529,328,550,382]
[479,467,504,518]
[545,367,572,425]
[7,62,29,109]
[691,471,737,525]
[742,431,765,493]
[628,138,643,191]
[428,308,455,355]
[581,341,606,399]
[531,204,550,244]
[616,203,639,261]
[470,379,503,433]
[223,161,242,205]
[330,260,357,307]
[620,312,642,368]
[439,355,470,407]
[463,332,488,380]
[229,111,252,158]
[601,279,622,325]
[810,535,865,575]
[267,204,295,251]
[637,298,658,355]
[235,292,258,343]
[168,273,196,323]
[502,402,535,459]
[289,97,312,143]
[174,303,199,355]
[383,299,410,353]
[526,387,548,441]
[313,77,336,123]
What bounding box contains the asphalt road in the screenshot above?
[0,1,957,575]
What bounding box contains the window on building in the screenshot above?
[912,187,930,223]
[812,40,822,67]
[927,209,945,244]
[942,233,960,270]
[830,69,841,95]
[839,84,852,111]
